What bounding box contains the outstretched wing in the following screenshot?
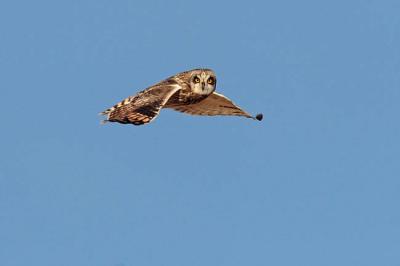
[170,92,262,120]
[100,84,181,126]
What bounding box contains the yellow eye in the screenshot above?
[207,77,215,85]
[193,76,200,83]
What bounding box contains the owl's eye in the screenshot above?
[207,77,215,85]
[193,76,200,83]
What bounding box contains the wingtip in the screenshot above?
[255,113,263,121]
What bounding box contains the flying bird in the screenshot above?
[100,68,263,126]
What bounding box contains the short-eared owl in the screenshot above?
[100,69,263,126]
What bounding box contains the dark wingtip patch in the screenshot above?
[255,113,263,121]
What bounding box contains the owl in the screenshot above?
[100,68,263,126]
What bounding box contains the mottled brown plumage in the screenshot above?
[100,68,262,126]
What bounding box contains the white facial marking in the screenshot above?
[191,71,216,95]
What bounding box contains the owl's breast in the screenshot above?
[165,90,209,107]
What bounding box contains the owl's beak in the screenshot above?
[201,82,205,91]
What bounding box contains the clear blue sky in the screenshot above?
[1,0,399,265]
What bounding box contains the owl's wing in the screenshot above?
[100,83,181,126]
[170,92,263,121]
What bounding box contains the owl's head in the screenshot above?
[189,69,216,95]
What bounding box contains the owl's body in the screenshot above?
[100,69,262,126]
